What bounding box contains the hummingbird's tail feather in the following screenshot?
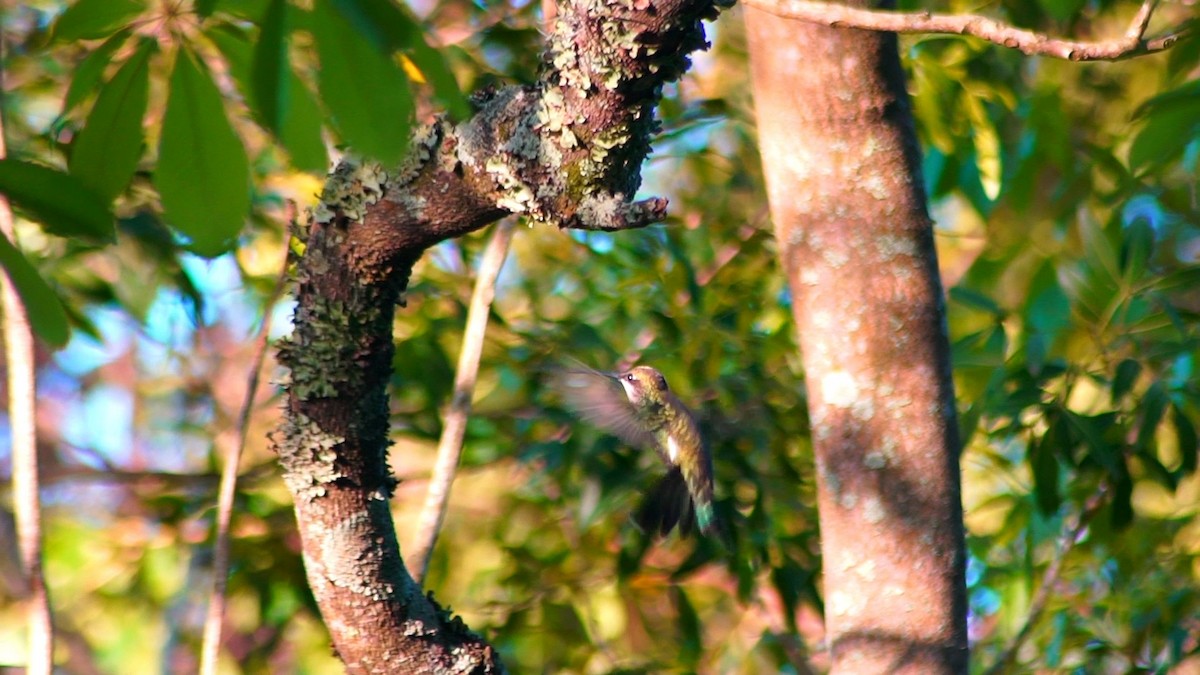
[636,467,717,537]
[682,454,716,536]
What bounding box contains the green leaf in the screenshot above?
[1137,382,1169,451]
[1024,262,1071,366]
[671,586,702,667]
[206,25,252,77]
[950,286,1002,315]
[1172,404,1197,476]
[208,24,328,173]
[1082,143,1138,197]
[68,39,153,202]
[0,160,115,242]
[1065,410,1118,472]
[1079,217,1121,285]
[1039,0,1086,23]
[157,49,250,257]
[211,0,271,21]
[406,37,470,121]
[62,29,133,115]
[1111,359,1140,403]
[770,563,808,633]
[53,0,146,41]
[252,0,289,135]
[1128,84,1200,171]
[1135,447,1176,490]
[958,402,983,447]
[1031,418,1062,514]
[1167,28,1200,79]
[1132,79,1200,120]
[327,0,420,53]
[195,0,220,18]
[1120,218,1154,284]
[1152,266,1200,293]
[313,0,412,163]
[278,73,330,173]
[0,236,70,347]
[951,325,1006,368]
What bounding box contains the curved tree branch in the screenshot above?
[272,0,727,670]
[742,0,1188,61]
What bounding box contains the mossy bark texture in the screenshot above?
[272,1,725,671]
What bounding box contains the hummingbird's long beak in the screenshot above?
[560,356,620,380]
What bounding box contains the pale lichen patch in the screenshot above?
[324,512,396,600]
[390,120,443,188]
[876,233,919,260]
[863,496,887,524]
[863,450,887,469]
[822,370,860,408]
[311,159,388,226]
[273,412,345,498]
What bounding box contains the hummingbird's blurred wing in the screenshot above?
[552,368,656,450]
[634,467,692,536]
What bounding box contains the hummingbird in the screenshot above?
[553,362,715,536]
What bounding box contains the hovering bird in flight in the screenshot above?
[554,362,715,536]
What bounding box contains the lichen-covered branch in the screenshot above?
[271,0,726,670]
[744,0,1186,61]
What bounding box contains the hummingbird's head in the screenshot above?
[616,366,670,406]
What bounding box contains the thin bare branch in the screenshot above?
[33,463,277,489]
[742,0,1187,61]
[1125,0,1159,41]
[0,80,53,675]
[984,487,1109,675]
[408,219,516,585]
[199,216,293,675]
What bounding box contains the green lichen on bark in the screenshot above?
[277,294,385,402]
[273,210,398,498]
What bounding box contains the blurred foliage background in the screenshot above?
[0,0,1198,672]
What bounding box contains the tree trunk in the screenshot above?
[745,7,970,673]
[271,1,724,669]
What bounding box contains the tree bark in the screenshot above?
[271,0,724,670]
[745,6,969,674]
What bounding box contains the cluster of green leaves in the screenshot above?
[0,0,466,347]
[908,15,1200,669]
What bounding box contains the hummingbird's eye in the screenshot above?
[625,373,636,382]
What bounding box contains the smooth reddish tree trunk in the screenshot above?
[745,7,969,673]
